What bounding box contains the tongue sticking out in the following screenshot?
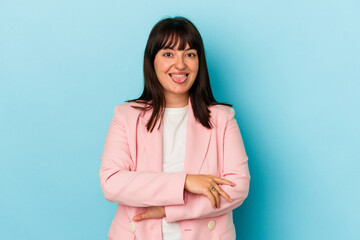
[170,74,187,84]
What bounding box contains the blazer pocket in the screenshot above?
[220,227,236,240]
[108,219,135,240]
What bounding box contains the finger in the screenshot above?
[213,184,232,202]
[204,190,216,208]
[133,211,148,222]
[133,214,142,221]
[210,186,220,208]
[212,176,236,186]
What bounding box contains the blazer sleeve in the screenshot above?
[164,107,250,222]
[99,105,187,207]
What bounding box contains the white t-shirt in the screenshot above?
[161,104,189,240]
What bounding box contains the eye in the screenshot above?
[163,52,172,57]
[186,52,197,58]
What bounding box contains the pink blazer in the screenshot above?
[99,97,250,240]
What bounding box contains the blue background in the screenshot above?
[1,0,359,239]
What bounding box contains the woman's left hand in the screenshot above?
[133,206,166,221]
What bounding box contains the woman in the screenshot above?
[99,17,250,240]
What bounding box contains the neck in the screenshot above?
[164,93,189,108]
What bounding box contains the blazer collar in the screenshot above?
[139,97,212,173]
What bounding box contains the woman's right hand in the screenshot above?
[184,174,235,208]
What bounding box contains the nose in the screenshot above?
[175,56,185,69]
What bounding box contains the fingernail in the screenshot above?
[229,198,233,202]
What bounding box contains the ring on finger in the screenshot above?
[210,186,216,192]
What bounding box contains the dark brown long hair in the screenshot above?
[126,16,232,132]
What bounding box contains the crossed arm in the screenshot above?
[99,106,250,222]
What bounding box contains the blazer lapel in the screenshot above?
[139,97,212,174]
[183,98,212,174]
[140,108,163,173]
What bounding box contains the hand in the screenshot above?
[132,206,166,222]
[184,174,235,208]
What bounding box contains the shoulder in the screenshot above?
[207,104,236,129]
[112,101,146,121]
[209,104,235,122]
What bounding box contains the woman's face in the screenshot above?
[154,42,199,104]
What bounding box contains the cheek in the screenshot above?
[155,62,171,75]
[191,62,199,75]
[188,59,199,73]
[154,55,167,74]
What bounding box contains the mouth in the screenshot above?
[169,73,189,84]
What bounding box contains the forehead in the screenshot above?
[160,33,193,50]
